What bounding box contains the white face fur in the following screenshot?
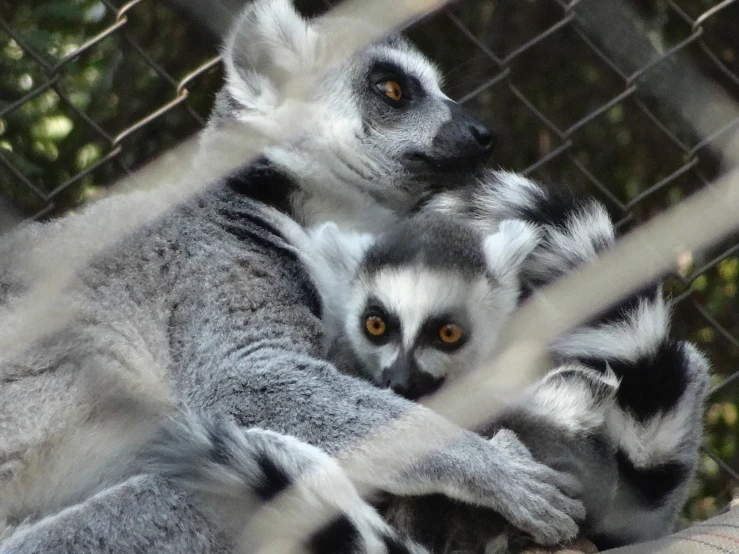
[304,218,541,400]
[202,0,495,231]
[344,267,517,399]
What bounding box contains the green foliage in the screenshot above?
[0,0,222,216]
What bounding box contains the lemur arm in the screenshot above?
[425,171,710,545]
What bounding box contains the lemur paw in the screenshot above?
[387,428,584,546]
[484,429,585,545]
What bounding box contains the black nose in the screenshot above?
[421,100,497,168]
[382,365,445,400]
[470,123,495,152]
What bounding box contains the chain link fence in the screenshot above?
[2,0,739,526]
[0,0,222,221]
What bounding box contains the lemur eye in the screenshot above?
[439,323,463,344]
[379,80,403,102]
[365,315,387,337]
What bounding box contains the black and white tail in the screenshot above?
[425,170,711,547]
[147,414,426,554]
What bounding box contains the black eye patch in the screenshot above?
[360,297,400,345]
[368,61,425,105]
[420,314,469,352]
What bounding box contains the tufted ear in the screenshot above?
[300,222,376,339]
[482,219,541,283]
[222,0,320,113]
[306,222,376,288]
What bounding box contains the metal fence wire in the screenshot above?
[2,0,739,526]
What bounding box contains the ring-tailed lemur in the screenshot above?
[419,171,711,549]
[0,1,583,552]
[289,212,619,551]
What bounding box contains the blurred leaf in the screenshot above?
[723,403,738,426]
[32,2,85,22]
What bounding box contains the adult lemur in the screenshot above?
[0,1,583,553]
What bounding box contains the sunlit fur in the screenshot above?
[0,3,590,551]
[201,0,493,233]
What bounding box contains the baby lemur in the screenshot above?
[291,212,620,552]
[422,171,709,549]
[292,169,709,551]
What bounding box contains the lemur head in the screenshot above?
[206,0,494,215]
[304,216,540,400]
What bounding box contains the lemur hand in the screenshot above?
[383,428,585,545]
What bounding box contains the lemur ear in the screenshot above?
[222,0,319,112]
[303,223,376,340]
[308,222,376,284]
[482,220,541,281]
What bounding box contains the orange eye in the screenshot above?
[439,323,463,344]
[365,315,387,336]
[383,81,403,102]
